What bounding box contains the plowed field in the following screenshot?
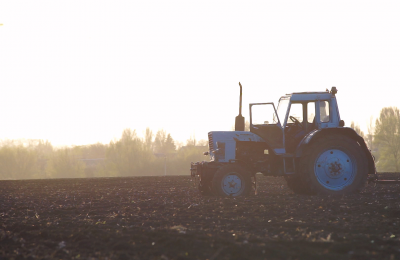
[1,174,400,260]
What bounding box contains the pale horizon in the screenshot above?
[1,1,399,146]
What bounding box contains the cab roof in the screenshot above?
[282,91,335,102]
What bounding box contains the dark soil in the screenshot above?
[1,173,400,260]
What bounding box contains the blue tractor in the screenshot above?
[190,83,376,196]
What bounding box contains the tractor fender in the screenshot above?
[295,128,376,175]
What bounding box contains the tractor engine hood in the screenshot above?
[208,131,264,162]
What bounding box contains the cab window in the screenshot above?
[288,103,303,123]
[320,101,330,122]
[251,104,279,125]
[307,102,315,123]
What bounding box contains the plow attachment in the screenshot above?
[369,173,400,185]
[373,180,400,184]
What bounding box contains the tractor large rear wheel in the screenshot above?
[212,165,252,197]
[300,134,368,195]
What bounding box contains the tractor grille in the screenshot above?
[208,132,214,151]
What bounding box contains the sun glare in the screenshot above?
[0,1,399,146]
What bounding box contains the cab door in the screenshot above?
[250,103,284,153]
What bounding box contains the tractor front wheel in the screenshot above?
[212,165,252,197]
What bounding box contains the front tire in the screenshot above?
[301,134,368,195]
[212,165,252,197]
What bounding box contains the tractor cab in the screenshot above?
[249,87,342,154]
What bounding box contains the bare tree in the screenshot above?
[154,129,176,154]
[144,127,153,151]
[366,116,374,151]
[197,139,208,147]
[350,121,365,138]
[186,135,197,146]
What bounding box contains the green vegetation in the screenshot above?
[332,107,400,172]
[374,107,400,172]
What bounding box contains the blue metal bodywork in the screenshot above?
[208,131,265,162]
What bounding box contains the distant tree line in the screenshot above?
[1,106,399,180]
[0,129,208,180]
[351,106,400,172]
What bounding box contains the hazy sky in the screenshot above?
[1,1,399,146]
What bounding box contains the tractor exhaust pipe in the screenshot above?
[235,82,245,131]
